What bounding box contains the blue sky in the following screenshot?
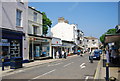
[28,2,118,38]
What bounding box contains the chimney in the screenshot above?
[58,17,65,23]
[64,20,69,24]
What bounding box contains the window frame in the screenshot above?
[33,12,37,22]
[33,26,38,35]
[16,9,22,27]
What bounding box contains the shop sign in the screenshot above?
[42,39,48,42]
[0,39,10,46]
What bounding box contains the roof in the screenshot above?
[62,40,75,44]
[28,34,52,39]
[105,34,120,43]
[28,6,42,15]
[84,36,98,40]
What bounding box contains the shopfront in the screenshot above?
[62,40,75,54]
[1,28,24,59]
[51,37,62,59]
[28,34,52,60]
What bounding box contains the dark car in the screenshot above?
[99,50,102,54]
[92,51,101,60]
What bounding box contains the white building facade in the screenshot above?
[84,37,99,52]
[51,17,84,54]
[28,7,52,61]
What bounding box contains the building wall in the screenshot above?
[84,37,99,52]
[51,22,74,41]
[28,7,42,36]
[2,2,28,33]
[0,1,2,28]
[1,2,29,60]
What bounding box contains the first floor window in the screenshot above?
[33,26,38,35]
[16,9,22,26]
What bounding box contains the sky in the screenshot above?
[28,2,118,38]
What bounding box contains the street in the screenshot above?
[2,53,99,80]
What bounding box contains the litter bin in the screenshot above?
[10,57,23,69]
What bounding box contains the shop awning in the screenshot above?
[105,34,120,43]
[52,44,62,47]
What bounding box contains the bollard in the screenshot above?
[2,58,4,71]
[106,63,109,81]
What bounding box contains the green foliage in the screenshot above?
[42,12,52,35]
[100,28,116,43]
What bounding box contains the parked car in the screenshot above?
[99,50,102,54]
[92,51,101,60]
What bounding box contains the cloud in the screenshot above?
[68,2,79,12]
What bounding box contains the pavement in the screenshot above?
[94,54,120,81]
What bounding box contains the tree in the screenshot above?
[100,28,116,44]
[42,12,52,36]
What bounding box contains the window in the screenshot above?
[34,12,37,22]
[16,9,22,26]
[33,26,37,35]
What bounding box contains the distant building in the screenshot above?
[84,36,99,52]
[51,17,84,53]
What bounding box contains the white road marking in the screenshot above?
[80,63,86,69]
[48,62,62,67]
[28,69,56,81]
[85,76,89,81]
[81,66,86,69]
[2,70,24,77]
[80,63,85,67]
[63,62,74,67]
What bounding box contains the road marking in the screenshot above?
[28,69,56,81]
[48,62,62,67]
[85,76,89,81]
[80,63,86,69]
[63,62,74,67]
[81,66,86,69]
[2,70,24,77]
[80,63,85,67]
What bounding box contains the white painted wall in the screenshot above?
[51,22,74,42]
[28,7,42,36]
[84,37,99,52]
[2,2,28,33]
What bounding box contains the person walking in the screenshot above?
[62,50,64,58]
[64,51,67,59]
[77,49,81,55]
[111,47,117,64]
[89,49,94,63]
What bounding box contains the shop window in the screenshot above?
[10,40,20,57]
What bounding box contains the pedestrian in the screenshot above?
[54,51,57,59]
[56,51,59,58]
[62,50,64,58]
[64,52,66,59]
[77,49,81,55]
[89,49,94,63]
[106,46,110,63]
